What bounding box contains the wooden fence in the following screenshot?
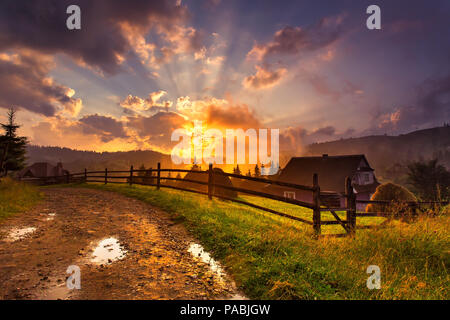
[26,163,448,238]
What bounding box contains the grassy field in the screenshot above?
[73,183,448,299]
[0,177,42,222]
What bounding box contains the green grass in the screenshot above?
[0,177,42,222]
[74,182,449,299]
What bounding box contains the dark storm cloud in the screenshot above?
[0,51,81,116]
[0,0,187,75]
[248,15,345,62]
[369,75,450,134]
[312,126,335,136]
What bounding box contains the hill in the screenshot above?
[305,125,450,184]
[25,146,173,173]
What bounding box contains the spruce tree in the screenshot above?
[253,164,261,177]
[0,108,28,176]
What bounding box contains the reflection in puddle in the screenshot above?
[188,243,225,279]
[91,237,127,265]
[188,243,247,300]
[5,227,36,241]
[46,213,56,221]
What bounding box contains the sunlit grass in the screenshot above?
[0,177,42,222]
[75,183,449,299]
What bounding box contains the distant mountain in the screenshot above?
[25,146,173,173]
[24,125,450,183]
[305,125,450,184]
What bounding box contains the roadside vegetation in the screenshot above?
[77,182,449,300]
[0,177,42,222]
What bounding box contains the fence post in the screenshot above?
[66,172,70,184]
[312,173,321,237]
[346,177,356,235]
[208,163,214,200]
[129,165,133,186]
[105,168,108,185]
[157,162,161,190]
[84,168,87,182]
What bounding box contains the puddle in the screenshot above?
[39,283,72,300]
[46,213,56,221]
[4,227,36,242]
[188,243,226,279]
[188,243,247,300]
[90,237,127,265]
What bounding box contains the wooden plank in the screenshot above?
[346,177,356,235]
[156,162,161,190]
[211,194,314,225]
[321,220,349,225]
[212,182,315,209]
[313,173,321,236]
[208,164,213,200]
[216,170,316,192]
[320,207,348,212]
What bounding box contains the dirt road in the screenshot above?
[0,188,243,300]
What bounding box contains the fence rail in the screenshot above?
[25,163,448,238]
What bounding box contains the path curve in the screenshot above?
[0,187,242,300]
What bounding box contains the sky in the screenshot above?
[0,0,449,157]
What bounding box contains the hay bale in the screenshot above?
[366,182,417,215]
[178,168,237,198]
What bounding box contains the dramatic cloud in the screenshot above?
[127,111,188,151]
[31,115,130,151]
[78,114,128,142]
[206,104,261,129]
[0,0,188,74]
[243,65,287,90]
[247,15,345,61]
[371,75,450,134]
[0,51,82,116]
[120,91,172,114]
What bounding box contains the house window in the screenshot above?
[364,173,370,183]
[284,191,296,200]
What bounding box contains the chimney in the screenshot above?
[322,154,328,158]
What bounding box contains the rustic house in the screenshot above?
[18,162,69,180]
[266,154,379,211]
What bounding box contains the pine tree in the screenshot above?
[235,164,241,175]
[0,108,27,176]
[246,169,252,177]
[253,164,261,177]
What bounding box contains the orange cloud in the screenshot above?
[120,91,172,114]
[243,65,287,90]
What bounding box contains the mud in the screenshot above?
[0,187,244,300]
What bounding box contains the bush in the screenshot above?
[367,182,417,215]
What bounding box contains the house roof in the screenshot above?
[276,154,377,193]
